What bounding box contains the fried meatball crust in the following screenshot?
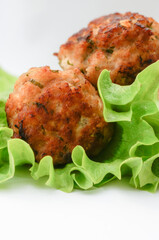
[58,12,159,86]
[6,67,113,165]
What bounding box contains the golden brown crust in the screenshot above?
[58,12,159,86]
[6,67,113,165]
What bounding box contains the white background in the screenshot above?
[0,0,159,239]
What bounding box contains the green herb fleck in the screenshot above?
[41,125,46,135]
[58,136,64,141]
[29,79,44,89]
[80,69,85,74]
[19,120,27,140]
[67,60,74,66]
[95,66,100,71]
[86,39,95,51]
[50,110,54,115]
[146,22,153,29]
[106,46,115,54]
[33,102,48,114]
[86,39,94,46]
[51,70,59,73]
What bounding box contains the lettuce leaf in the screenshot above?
[0,62,159,192]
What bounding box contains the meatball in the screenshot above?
[5,67,113,165]
[58,12,159,87]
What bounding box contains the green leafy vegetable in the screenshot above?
[0,62,159,192]
[0,68,17,101]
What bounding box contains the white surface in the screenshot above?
[0,1,159,239]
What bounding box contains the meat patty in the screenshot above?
[58,12,159,87]
[5,67,113,165]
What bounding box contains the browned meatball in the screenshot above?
[58,12,159,87]
[5,67,113,165]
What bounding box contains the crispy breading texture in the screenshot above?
[6,67,113,165]
[58,12,159,86]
